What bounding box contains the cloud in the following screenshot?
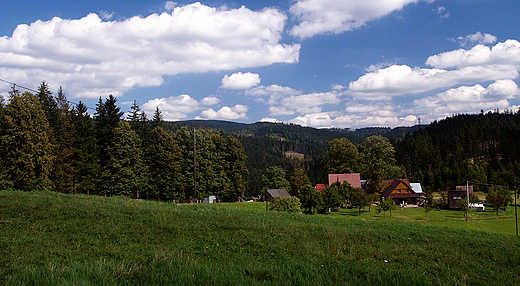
[141,94,220,121]
[279,91,342,114]
[200,105,248,120]
[249,84,341,116]
[457,32,497,48]
[435,6,449,19]
[348,64,518,99]
[259,117,279,123]
[413,79,519,117]
[289,0,426,38]
[221,72,261,89]
[0,3,299,99]
[165,1,177,12]
[200,96,221,106]
[247,84,302,105]
[426,39,520,69]
[349,40,520,99]
[100,11,115,20]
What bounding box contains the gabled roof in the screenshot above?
[381,179,418,198]
[410,183,423,194]
[328,173,361,188]
[266,189,291,198]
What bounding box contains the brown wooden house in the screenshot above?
[448,185,474,209]
[381,179,421,205]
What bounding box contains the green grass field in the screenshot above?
[1,191,520,285]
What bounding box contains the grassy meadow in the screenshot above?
[1,190,520,285]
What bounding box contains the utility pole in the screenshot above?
[515,174,518,236]
[193,128,197,203]
[465,181,469,221]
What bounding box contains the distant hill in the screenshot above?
[163,120,425,195]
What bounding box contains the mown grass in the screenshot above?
[1,190,520,285]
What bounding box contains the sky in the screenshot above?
[1,0,520,129]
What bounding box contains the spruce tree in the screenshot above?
[0,92,54,190]
[94,95,123,169]
[146,126,184,200]
[51,87,77,193]
[72,102,100,195]
[100,122,146,198]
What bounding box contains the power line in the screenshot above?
[0,78,96,111]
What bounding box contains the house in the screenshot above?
[265,189,291,201]
[328,173,362,189]
[381,179,421,205]
[448,186,474,209]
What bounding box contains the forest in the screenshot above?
[0,82,247,200]
[2,81,520,200]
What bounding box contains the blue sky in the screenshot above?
[1,0,520,128]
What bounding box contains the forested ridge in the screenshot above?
[394,110,520,193]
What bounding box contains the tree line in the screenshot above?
[0,82,248,200]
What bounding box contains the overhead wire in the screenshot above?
[0,78,96,111]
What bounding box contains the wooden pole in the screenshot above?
[265,190,268,211]
[465,181,469,221]
[194,128,197,202]
[515,174,518,236]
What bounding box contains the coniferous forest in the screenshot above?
[0,82,248,200]
[2,82,520,200]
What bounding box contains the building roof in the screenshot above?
[381,179,418,199]
[328,173,361,188]
[315,184,326,193]
[266,189,291,198]
[410,183,423,194]
[456,185,474,194]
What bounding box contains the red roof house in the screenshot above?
[328,173,362,189]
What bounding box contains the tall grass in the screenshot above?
[1,190,520,285]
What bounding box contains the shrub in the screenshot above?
[269,196,301,213]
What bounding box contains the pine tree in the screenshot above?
[100,122,146,197]
[72,102,100,195]
[51,87,77,193]
[146,126,185,200]
[152,106,163,129]
[94,95,123,169]
[0,92,54,190]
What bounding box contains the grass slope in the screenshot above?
[1,191,520,285]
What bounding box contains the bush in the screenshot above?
[269,196,301,213]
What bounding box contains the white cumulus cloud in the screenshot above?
[426,39,520,69]
[221,72,261,89]
[0,2,299,99]
[289,0,427,38]
[413,79,519,119]
[348,64,518,99]
[457,32,497,48]
[141,94,220,121]
[200,105,248,120]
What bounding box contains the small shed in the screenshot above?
[448,186,474,209]
[265,189,291,201]
[265,189,291,211]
